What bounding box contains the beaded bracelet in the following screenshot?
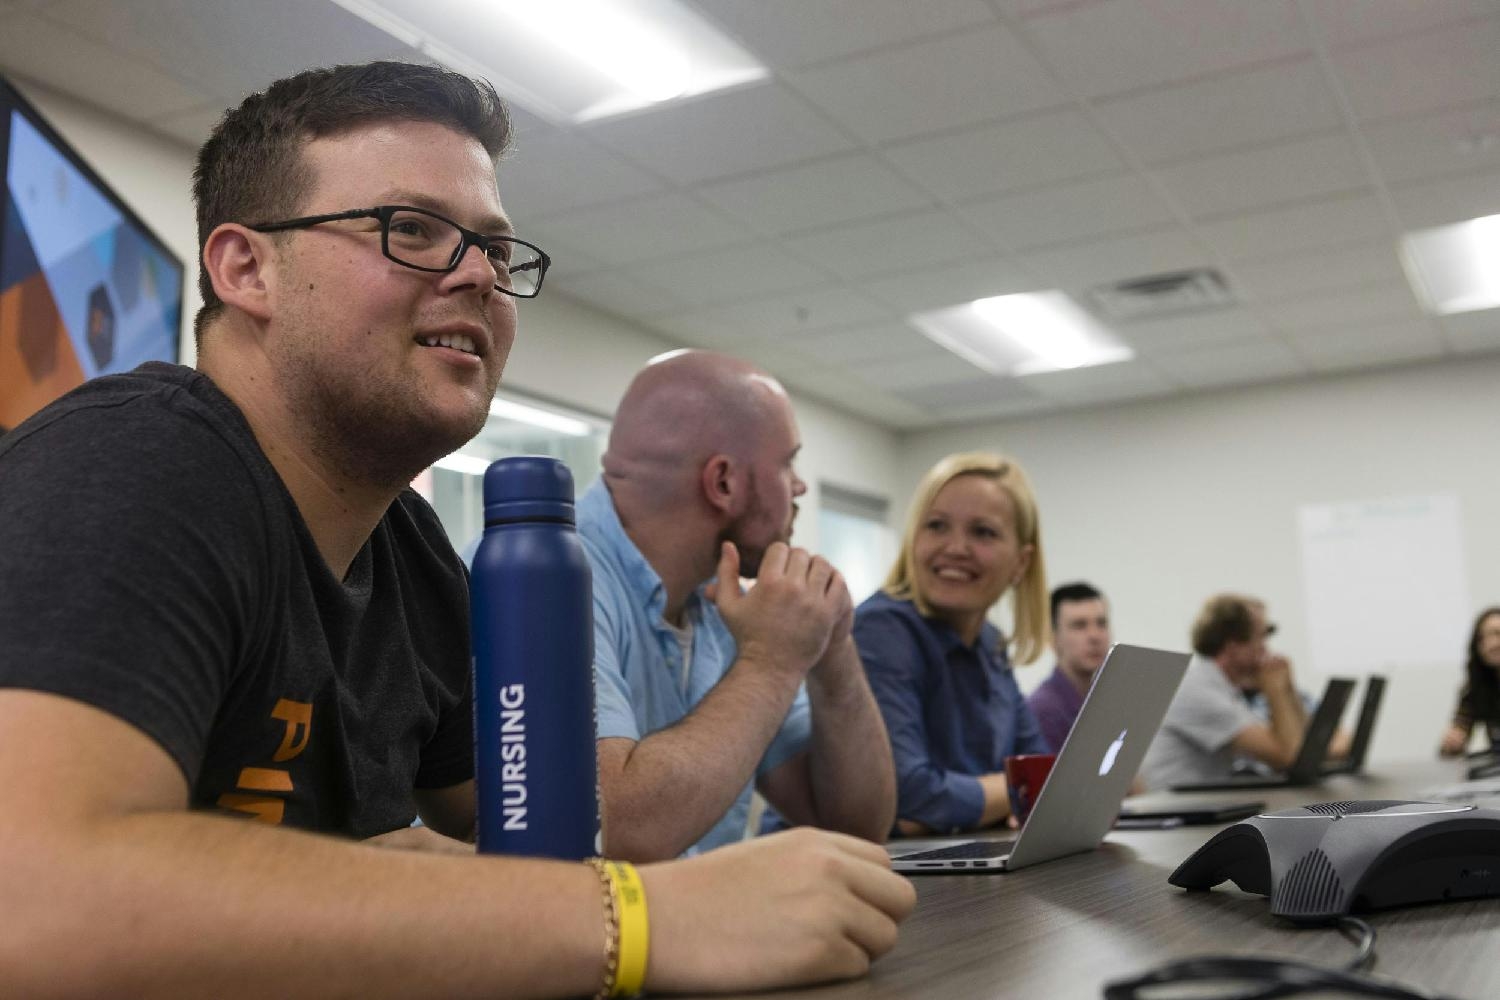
[586,858,649,999]
[585,858,621,1000]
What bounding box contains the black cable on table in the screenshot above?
[1101,916,1465,1000]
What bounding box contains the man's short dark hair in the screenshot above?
[1050,581,1103,629]
[1191,594,1266,658]
[192,60,513,342]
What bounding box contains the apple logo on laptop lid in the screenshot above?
[1100,729,1127,776]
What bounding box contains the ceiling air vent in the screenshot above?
[1088,268,1236,322]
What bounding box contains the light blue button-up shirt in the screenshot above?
[577,480,811,855]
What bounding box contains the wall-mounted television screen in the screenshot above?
[0,75,184,433]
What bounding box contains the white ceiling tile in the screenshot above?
[780,370,938,430]
[504,106,562,146]
[858,257,1040,313]
[1304,0,1500,50]
[785,209,995,281]
[789,24,1067,144]
[1361,104,1500,187]
[848,350,987,389]
[695,0,996,69]
[993,0,1104,15]
[551,271,688,323]
[43,0,408,102]
[1022,0,1308,99]
[1095,58,1343,165]
[881,109,1126,203]
[1055,378,1177,408]
[618,243,829,309]
[1195,193,1392,262]
[1115,309,1270,355]
[532,194,743,264]
[1287,319,1447,374]
[1261,284,1424,332]
[790,323,940,367]
[1017,357,1177,400]
[662,287,896,343]
[524,230,609,280]
[885,372,1045,413]
[583,83,853,184]
[1388,169,1500,230]
[1330,15,1500,123]
[8,0,1493,427]
[927,395,1061,424]
[1020,227,1207,289]
[696,154,932,236]
[643,308,744,346]
[1439,309,1500,355]
[1227,241,1407,302]
[1152,338,1306,387]
[721,338,825,379]
[0,12,206,118]
[1153,132,1371,220]
[497,132,664,217]
[965,172,1178,251]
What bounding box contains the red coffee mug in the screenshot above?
[1004,752,1058,826]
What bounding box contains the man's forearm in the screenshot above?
[1264,683,1308,760]
[8,810,604,1000]
[803,638,898,840]
[602,660,805,861]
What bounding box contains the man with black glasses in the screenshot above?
[0,61,912,999]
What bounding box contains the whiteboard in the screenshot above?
[1298,494,1471,676]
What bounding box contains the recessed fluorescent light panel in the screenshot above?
[330,0,767,123]
[1400,214,1500,315]
[911,292,1133,377]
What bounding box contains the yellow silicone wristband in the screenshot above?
[607,861,649,997]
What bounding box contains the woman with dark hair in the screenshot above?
[1439,607,1500,756]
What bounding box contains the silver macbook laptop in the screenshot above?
[889,643,1191,874]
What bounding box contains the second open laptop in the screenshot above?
[1169,676,1356,792]
[1319,674,1386,777]
[888,643,1191,874]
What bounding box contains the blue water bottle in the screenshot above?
[470,456,597,859]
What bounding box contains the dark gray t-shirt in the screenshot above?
[0,363,472,837]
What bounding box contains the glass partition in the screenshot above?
[422,391,609,552]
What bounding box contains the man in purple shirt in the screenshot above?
[1028,582,1112,752]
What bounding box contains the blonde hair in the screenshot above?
[883,452,1050,664]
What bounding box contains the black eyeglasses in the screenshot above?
[248,204,550,298]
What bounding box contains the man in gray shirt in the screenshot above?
[1140,595,1308,790]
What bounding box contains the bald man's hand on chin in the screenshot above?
[706,541,843,682]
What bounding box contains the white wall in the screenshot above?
[13,80,904,551]
[897,354,1500,766]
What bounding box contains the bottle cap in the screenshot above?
[482,456,576,525]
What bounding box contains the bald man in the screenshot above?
[580,350,897,861]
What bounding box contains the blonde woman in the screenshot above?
[855,452,1050,835]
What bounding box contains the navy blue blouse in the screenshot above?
[854,591,1047,831]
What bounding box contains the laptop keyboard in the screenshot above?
[896,839,1016,861]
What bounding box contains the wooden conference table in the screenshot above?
[710,760,1499,1000]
